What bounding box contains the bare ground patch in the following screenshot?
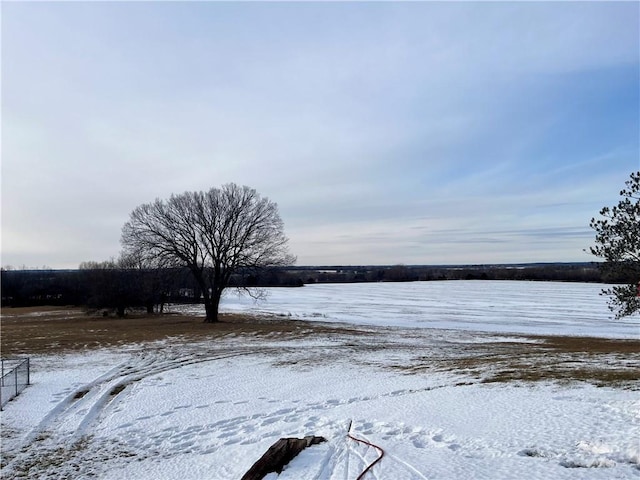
[398,334,640,388]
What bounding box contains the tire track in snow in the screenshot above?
[33,351,236,439]
[1,347,256,478]
[72,349,253,439]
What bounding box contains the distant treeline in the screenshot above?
[0,262,628,312]
[294,262,613,284]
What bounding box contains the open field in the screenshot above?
[2,281,639,479]
[1,306,639,387]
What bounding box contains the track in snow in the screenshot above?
[1,347,253,479]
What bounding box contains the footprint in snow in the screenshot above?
[274,407,295,414]
[260,417,279,426]
[413,439,427,448]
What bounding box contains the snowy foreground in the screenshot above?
[2,281,639,479]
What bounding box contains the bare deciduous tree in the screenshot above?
[121,184,295,322]
[589,171,640,318]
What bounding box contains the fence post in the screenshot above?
[15,367,18,397]
[27,358,30,385]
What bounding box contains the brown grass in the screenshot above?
[0,306,364,355]
[400,333,640,387]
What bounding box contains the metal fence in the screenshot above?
[1,358,30,410]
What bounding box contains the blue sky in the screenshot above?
[2,1,639,268]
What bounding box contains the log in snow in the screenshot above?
[241,435,326,480]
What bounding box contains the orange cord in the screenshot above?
[347,422,385,480]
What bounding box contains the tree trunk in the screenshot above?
[203,288,223,323]
[203,299,219,323]
[159,293,166,314]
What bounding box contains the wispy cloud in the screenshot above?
[2,2,638,267]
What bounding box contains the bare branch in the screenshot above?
[121,184,294,322]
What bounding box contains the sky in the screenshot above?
[2,1,639,269]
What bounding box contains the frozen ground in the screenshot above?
[1,281,639,479]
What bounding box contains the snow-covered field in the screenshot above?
[1,281,639,479]
[213,280,638,338]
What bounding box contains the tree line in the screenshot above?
[0,261,621,313]
[0,265,303,313]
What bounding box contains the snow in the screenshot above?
[2,281,639,479]
[183,280,639,338]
